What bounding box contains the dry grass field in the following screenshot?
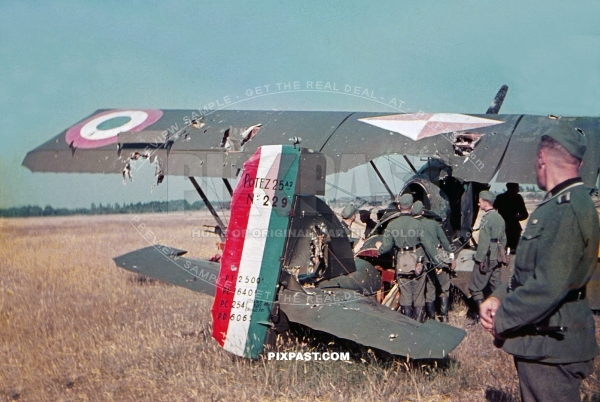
[1,213,598,401]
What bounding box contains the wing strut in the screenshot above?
[369,161,395,200]
[222,178,233,196]
[188,177,226,241]
[402,155,418,174]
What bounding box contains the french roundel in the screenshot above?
[65,109,163,149]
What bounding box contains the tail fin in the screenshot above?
[486,85,509,114]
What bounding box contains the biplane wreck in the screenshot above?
[23,86,600,359]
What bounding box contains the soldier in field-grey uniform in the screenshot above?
[340,204,358,246]
[412,200,455,322]
[480,121,599,402]
[468,190,507,321]
[377,194,437,322]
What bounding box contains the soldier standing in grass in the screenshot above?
[481,123,599,402]
[412,200,455,322]
[494,182,529,254]
[468,190,506,323]
[376,194,436,322]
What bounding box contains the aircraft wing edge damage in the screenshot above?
[22,109,600,187]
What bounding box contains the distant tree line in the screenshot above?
[0,200,231,218]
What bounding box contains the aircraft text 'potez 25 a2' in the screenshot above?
[23,86,600,359]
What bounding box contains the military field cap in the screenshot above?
[412,200,423,216]
[397,193,414,207]
[341,204,358,219]
[506,182,519,189]
[479,190,495,203]
[543,119,587,160]
[359,209,371,217]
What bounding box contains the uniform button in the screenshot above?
[532,219,538,225]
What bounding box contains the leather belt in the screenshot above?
[513,325,568,336]
[399,245,421,252]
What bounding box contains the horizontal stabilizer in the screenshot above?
[279,288,465,359]
[114,245,219,296]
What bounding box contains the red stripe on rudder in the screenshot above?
[211,148,262,346]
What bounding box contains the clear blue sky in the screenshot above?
[1,1,599,208]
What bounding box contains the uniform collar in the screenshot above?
[540,177,583,204]
[481,208,495,216]
[547,177,582,197]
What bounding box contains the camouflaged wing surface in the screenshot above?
[113,245,219,296]
[322,113,520,183]
[22,109,515,181]
[22,109,351,178]
[279,288,466,359]
[22,110,600,186]
[497,115,600,187]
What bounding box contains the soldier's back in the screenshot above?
[385,215,423,248]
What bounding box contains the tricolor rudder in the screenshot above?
[211,145,300,358]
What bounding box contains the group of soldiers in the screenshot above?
[341,180,531,325]
[342,193,457,323]
[376,194,455,322]
[342,121,599,401]
[341,174,586,335]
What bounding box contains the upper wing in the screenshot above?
[23,109,600,186]
[20,108,517,181]
[21,109,352,179]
